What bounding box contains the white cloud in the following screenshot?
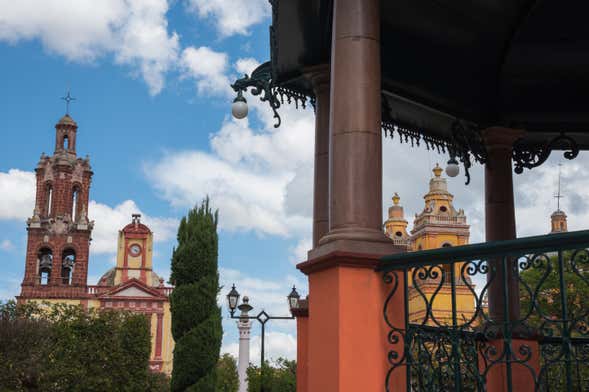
[234,57,260,76]
[146,68,316,237]
[89,199,178,254]
[0,240,15,251]
[513,154,589,237]
[289,237,311,266]
[180,46,231,96]
[0,169,36,220]
[186,0,270,37]
[0,0,179,94]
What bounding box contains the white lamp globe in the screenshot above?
[232,95,248,119]
[445,158,460,177]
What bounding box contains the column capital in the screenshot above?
[482,127,526,150]
[304,64,330,91]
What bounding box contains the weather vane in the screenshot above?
[554,163,564,211]
[61,90,76,115]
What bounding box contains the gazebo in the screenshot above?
[230,1,589,391]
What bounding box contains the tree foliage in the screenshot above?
[519,250,589,390]
[170,197,222,391]
[246,359,296,392]
[216,353,239,392]
[0,300,162,392]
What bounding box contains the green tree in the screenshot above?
[246,359,296,392]
[519,251,589,334]
[170,198,222,391]
[216,353,239,392]
[0,301,154,392]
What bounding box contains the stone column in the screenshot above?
[305,65,330,248]
[316,0,392,256]
[237,306,253,392]
[296,2,398,391]
[483,127,539,392]
[155,312,163,359]
[483,127,525,321]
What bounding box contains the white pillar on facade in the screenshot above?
[237,297,253,392]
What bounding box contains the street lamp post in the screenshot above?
[226,284,300,392]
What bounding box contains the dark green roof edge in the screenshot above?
[377,230,589,272]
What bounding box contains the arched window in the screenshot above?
[72,187,80,221]
[439,206,448,213]
[63,135,69,150]
[46,184,53,216]
[38,248,53,285]
[395,231,403,237]
[61,249,76,285]
[560,222,564,230]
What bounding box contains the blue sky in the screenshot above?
[1,0,588,362]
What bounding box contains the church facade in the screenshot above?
[384,164,474,325]
[17,114,174,374]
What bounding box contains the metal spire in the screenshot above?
[61,89,76,115]
[554,163,564,211]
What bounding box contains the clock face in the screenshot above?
[129,244,141,256]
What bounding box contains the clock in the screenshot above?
[129,244,141,256]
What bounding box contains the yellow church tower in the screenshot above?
[387,164,475,325]
[96,214,174,374]
[383,193,411,250]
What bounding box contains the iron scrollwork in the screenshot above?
[448,120,487,185]
[512,132,579,174]
[380,232,589,391]
[230,61,314,128]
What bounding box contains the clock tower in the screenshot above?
[19,114,93,300]
[113,214,158,286]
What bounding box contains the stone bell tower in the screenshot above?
[19,114,94,300]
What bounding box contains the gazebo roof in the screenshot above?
[260,0,589,154]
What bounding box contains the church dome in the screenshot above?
[57,114,77,126]
[123,220,151,234]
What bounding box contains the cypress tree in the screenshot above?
[170,198,222,391]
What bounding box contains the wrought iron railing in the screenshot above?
[377,230,589,391]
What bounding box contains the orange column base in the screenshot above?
[483,338,540,392]
[294,304,310,392]
[298,251,402,392]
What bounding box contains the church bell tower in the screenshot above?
[19,114,94,299]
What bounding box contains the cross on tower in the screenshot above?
[554,163,564,211]
[61,90,76,115]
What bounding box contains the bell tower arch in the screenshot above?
[19,114,93,300]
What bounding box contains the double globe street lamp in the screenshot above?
[226,284,301,390]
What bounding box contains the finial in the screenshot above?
[392,192,400,205]
[132,213,141,226]
[433,163,443,177]
[554,163,564,211]
[61,89,76,115]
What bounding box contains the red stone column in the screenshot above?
[297,1,400,391]
[305,65,330,248]
[316,0,392,256]
[483,127,537,392]
[155,312,163,359]
[483,127,524,321]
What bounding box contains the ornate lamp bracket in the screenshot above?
[449,120,487,185]
[230,61,314,128]
[512,132,579,174]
